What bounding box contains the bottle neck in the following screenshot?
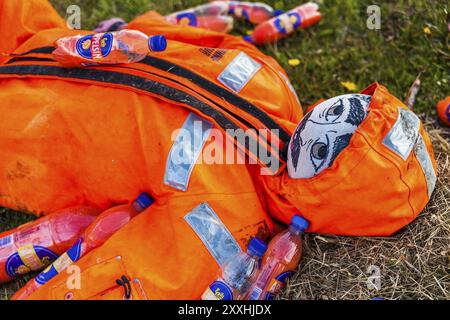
[288,225,303,236]
[132,201,145,213]
[246,249,262,260]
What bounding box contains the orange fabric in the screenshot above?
[0,1,437,300]
[260,83,437,236]
[0,0,65,64]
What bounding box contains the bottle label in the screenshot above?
[0,235,12,248]
[5,245,58,278]
[76,33,113,60]
[203,281,233,300]
[264,270,295,300]
[35,238,84,285]
[175,12,198,27]
[248,286,263,300]
[273,12,302,34]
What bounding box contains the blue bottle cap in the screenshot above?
[290,215,309,232]
[247,237,268,258]
[134,192,154,211]
[243,35,253,43]
[273,10,285,17]
[148,35,167,52]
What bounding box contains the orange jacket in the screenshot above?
[0,1,437,300]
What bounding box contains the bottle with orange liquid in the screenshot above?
[227,1,281,24]
[166,13,234,33]
[13,192,153,300]
[247,215,309,300]
[53,30,167,67]
[0,206,101,283]
[165,2,234,33]
[437,97,450,126]
[243,3,321,45]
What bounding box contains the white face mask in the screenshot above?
[287,94,372,179]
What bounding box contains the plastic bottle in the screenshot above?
[437,96,450,126]
[0,206,101,283]
[166,13,234,33]
[93,18,128,33]
[227,1,282,24]
[52,30,167,67]
[183,2,230,16]
[247,215,309,300]
[243,3,321,45]
[201,237,267,300]
[12,193,154,300]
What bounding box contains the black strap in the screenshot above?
[8,46,291,144]
[10,46,55,56]
[6,57,54,64]
[140,56,291,143]
[0,64,282,163]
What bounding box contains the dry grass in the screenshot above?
[0,128,448,301]
[282,124,450,300]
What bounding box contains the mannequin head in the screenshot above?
[287,94,371,179]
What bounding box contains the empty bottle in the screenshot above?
[202,237,267,300]
[247,215,309,300]
[53,30,167,67]
[243,3,321,45]
[0,206,101,283]
[12,192,154,300]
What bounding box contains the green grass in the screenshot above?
[48,0,449,113]
[0,0,449,299]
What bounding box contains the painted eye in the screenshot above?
[325,100,344,122]
[310,141,329,173]
[311,142,328,160]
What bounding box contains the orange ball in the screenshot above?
[437,96,450,126]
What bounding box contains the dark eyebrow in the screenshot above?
[329,133,352,166]
[345,97,367,126]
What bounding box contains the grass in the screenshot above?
[0,0,449,299]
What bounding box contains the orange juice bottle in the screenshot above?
[13,193,153,300]
[0,206,100,283]
[247,215,309,300]
[243,3,321,45]
[228,1,281,24]
[437,97,450,126]
[53,30,167,67]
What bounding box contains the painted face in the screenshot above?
[287,94,372,179]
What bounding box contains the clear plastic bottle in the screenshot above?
[247,215,309,300]
[12,193,154,300]
[53,30,167,67]
[0,206,101,283]
[244,3,321,45]
[201,237,267,300]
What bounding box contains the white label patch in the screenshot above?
[185,203,242,266]
[414,135,437,199]
[383,107,420,160]
[164,113,213,192]
[218,52,261,93]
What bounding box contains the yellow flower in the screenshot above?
[423,26,431,34]
[288,59,301,67]
[246,30,253,36]
[340,81,358,91]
